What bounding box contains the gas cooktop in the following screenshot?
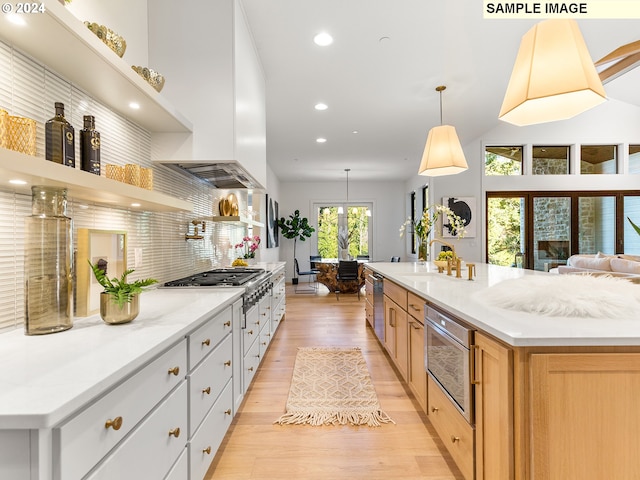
[163,268,265,287]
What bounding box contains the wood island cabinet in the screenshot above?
[407,292,426,412]
[474,332,513,480]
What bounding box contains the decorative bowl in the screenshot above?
[85,21,127,58]
[131,66,165,92]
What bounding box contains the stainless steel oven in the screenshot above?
[424,305,475,424]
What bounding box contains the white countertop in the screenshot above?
[0,288,244,429]
[366,262,640,347]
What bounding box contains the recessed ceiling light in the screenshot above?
[9,179,27,185]
[7,14,27,26]
[129,102,140,110]
[316,138,327,143]
[314,103,328,111]
[352,130,359,134]
[131,203,141,207]
[314,32,333,46]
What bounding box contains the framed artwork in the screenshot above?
[266,195,279,248]
[76,229,127,316]
[442,197,476,238]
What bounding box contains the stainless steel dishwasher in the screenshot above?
[370,273,384,342]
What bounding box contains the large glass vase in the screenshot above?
[24,186,73,335]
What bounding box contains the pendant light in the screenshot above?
[499,19,607,126]
[418,86,468,177]
[337,168,350,214]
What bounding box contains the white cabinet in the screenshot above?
[271,267,286,331]
[84,382,188,480]
[55,340,187,480]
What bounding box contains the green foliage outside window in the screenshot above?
[317,206,369,259]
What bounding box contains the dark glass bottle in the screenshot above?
[45,102,75,167]
[80,115,101,175]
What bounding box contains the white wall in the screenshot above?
[403,97,640,264]
[256,164,281,264]
[276,180,405,282]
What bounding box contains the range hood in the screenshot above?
[159,161,263,190]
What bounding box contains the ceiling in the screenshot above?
[240,0,640,183]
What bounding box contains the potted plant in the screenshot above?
[89,260,158,324]
[277,210,315,284]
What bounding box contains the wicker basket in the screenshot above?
[140,167,153,190]
[124,164,141,186]
[0,109,8,149]
[8,115,37,155]
[106,164,125,182]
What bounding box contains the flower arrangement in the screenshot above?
[399,204,468,244]
[235,235,261,259]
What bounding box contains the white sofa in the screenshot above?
[551,252,640,278]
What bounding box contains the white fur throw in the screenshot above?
[477,274,640,318]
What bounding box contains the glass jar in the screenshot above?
[24,186,73,335]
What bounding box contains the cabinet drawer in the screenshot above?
[164,447,188,480]
[188,334,233,435]
[384,280,407,310]
[190,380,233,480]
[85,382,187,480]
[427,376,474,480]
[243,335,261,390]
[259,320,272,359]
[56,339,187,480]
[243,307,259,356]
[407,292,425,323]
[188,306,233,369]
[365,300,373,328]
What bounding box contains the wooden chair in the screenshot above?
[335,260,360,300]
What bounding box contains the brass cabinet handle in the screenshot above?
[247,330,253,335]
[203,446,212,455]
[202,387,211,395]
[471,345,481,385]
[104,416,123,430]
[168,366,180,376]
[261,312,267,316]
[430,407,439,413]
[248,366,254,372]
[261,341,267,346]
[169,427,180,438]
[224,360,231,367]
[224,321,231,327]
[224,409,232,415]
[409,303,422,312]
[202,338,211,346]
[451,435,460,443]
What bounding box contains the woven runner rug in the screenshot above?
[274,346,395,427]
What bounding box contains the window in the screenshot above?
[532,146,569,174]
[485,146,522,175]
[581,145,617,174]
[630,145,640,174]
[315,203,372,259]
[487,192,637,270]
[487,196,524,266]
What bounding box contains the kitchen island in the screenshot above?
[365,261,640,480]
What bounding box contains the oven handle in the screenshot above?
[471,344,480,385]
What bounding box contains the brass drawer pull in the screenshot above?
[224,360,231,367]
[202,387,211,395]
[202,338,211,346]
[451,435,460,443]
[248,366,254,372]
[168,366,180,376]
[105,416,123,430]
[224,321,231,327]
[247,330,253,335]
[169,427,181,437]
[431,406,439,413]
[203,446,212,455]
[224,409,232,415]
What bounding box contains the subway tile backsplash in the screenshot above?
[0,41,244,332]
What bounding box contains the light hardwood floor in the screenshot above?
[205,285,464,480]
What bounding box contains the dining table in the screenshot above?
[314,258,367,294]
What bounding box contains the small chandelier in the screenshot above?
[418,86,468,177]
[499,19,607,126]
[337,168,350,214]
